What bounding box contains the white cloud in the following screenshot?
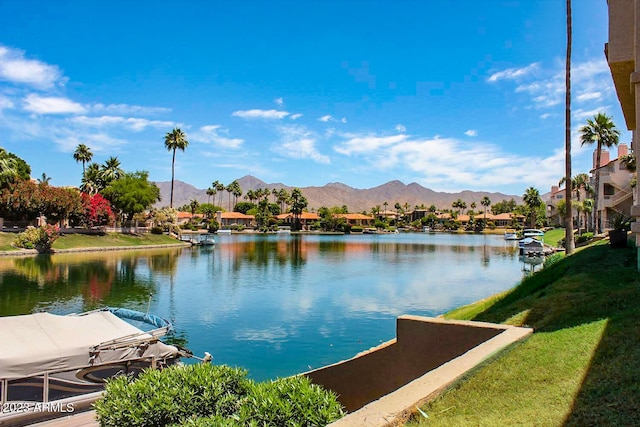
[487,63,539,82]
[319,114,332,122]
[334,133,409,155]
[90,103,171,115]
[274,125,330,164]
[232,109,289,119]
[191,125,244,149]
[290,113,303,120]
[333,131,564,192]
[53,130,128,152]
[0,95,14,110]
[577,92,602,101]
[274,97,284,106]
[0,45,64,89]
[464,129,478,137]
[341,117,347,123]
[395,124,406,133]
[70,115,175,131]
[23,94,86,114]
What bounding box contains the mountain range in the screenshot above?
[154,176,523,213]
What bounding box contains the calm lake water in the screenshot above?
[0,233,527,381]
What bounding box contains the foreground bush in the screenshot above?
[95,364,344,427]
[95,364,251,427]
[13,225,59,252]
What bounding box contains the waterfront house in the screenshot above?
[215,211,255,229]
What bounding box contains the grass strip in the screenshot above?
[407,241,640,426]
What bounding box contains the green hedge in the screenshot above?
[95,364,344,427]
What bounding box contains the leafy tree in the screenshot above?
[523,187,543,228]
[150,207,178,232]
[255,198,275,230]
[580,112,620,233]
[235,201,256,214]
[164,128,189,208]
[102,171,161,221]
[73,193,114,227]
[0,148,30,187]
[491,199,517,215]
[73,143,93,175]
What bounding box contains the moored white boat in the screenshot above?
[0,308,203,426]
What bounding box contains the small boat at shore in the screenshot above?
[504,230,518,240]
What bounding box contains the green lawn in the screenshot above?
[406,240,640,426]
[543,227,566,248]
[0,231,182,252]
[51,232,180,249]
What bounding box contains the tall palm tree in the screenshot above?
[523,187,542,228]
[480,196,491,219]
[580,112,620,233]
[73,144,93,175]
[206,187,215,205]
[164,128,189,208]
[213,180,225,208]
[564,0,575,254]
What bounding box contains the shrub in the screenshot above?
[351,225,363,233]
[150,226,164,234]
[237,376,344,427]
[95,364,251,427]
[95,364,344,427]
[208,219,219,233]
[13,225,59,252]
[575,232,594,245]
[544,252,565,268]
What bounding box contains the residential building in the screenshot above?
[591,144,634,229]
[334,213,374,227]
[215,211,255,228]
[276,212,320,230]
[605,1,640,266]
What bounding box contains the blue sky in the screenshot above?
[0,0,630,196]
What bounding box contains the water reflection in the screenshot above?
[0,233,527,380]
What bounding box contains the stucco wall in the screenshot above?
[305,315,505,412]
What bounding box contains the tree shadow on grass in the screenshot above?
[470,244,640,425]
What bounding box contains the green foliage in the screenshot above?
[234,201,256,214]
[351,225,363,233]
[237,376,344,427]
[575,232,594,244]
[491,199,517,215]
[13,225,59,252]
[101,171,160,221]
[208,219,220,233]
[0,148,31,185]
[543,252,564,268]
[151,226,164,234]
[95,364,344,427]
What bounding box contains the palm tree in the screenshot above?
[289,188,308,231]
[37,173,51,185]
[523,187,542,228]
[213,180,225,208]
[480,196,491,219]
[164,128,189,208]
[580,113,620,234]
[73,144,93,175]
[564,0,575,254]
[206,187,215,205]
[101,156,123,183]
[80,163,103,195]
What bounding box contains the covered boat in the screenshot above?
[0,308,186,425]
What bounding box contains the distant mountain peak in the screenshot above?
[154,177,522,212]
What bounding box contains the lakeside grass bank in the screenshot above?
[406,240,640,426]
[0,231,184,253]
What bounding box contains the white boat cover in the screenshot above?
[0,311,179,381]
